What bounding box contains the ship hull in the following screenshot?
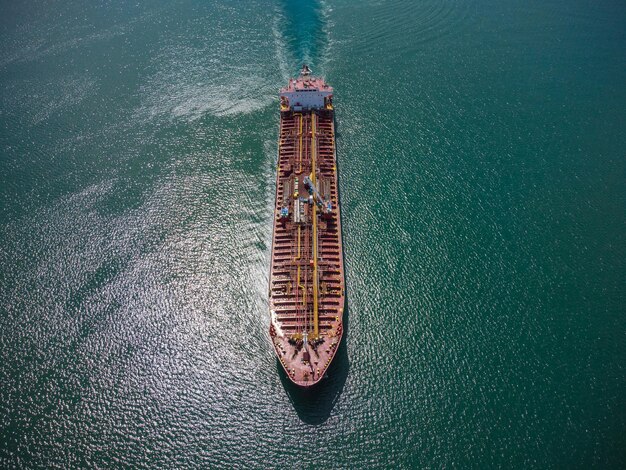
[269,102,345,387]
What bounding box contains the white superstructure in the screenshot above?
[279,65,334,112]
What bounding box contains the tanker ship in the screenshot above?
[269,65,345,386]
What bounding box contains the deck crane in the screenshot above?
[303,175,332,217]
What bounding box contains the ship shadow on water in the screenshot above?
[278,300,350,425]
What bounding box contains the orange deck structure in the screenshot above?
[269,67,344,386]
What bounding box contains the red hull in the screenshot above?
[269,85,345,386]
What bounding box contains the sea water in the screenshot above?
[1,0,624,467]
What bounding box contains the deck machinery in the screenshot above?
[269,65,345,386]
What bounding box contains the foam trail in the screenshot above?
[276,0,329,74]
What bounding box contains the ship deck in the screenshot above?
[269,109,345,387]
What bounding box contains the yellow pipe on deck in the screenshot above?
[293,225,305,308]
[298,113,303,174]
[311,113,319,338]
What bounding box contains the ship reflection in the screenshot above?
[278,302,349,425]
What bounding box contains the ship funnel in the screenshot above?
[300,64,312,76]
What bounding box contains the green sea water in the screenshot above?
[1,0,624,467]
